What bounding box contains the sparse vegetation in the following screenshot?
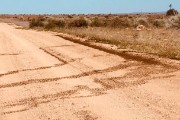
[27,14,179,29]
[55,27,180,59]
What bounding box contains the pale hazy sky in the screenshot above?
[0,0,179,14]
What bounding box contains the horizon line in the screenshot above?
[0,11,167,15]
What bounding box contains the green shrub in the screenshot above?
[45,19,65,29]
[29,19,44,28]
[91,17,104,27]
[138,19,149,27]
[166,9,178,16]
[56,20,66,28]
[110,17,133,28]
[153,20,166,28]
[68,18,89,27]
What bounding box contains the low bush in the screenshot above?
[166,9,178,16]
[91,17,104,27]
[45,19,65,29]
[68,18,89,27]
[29,19,44,28]
[138,19,149,27]
[110,17,133,28]
[153,20,166,28]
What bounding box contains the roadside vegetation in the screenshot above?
[27,13,180,60]
[57,27,180,59]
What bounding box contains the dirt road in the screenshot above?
[0,23,179,120]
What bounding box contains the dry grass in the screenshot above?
[55,27,180,60]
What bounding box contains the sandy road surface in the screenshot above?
[0,23,180,120]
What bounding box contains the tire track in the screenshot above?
[0,72,174,116]
[0,53,20,56]
[1,89,77,115]
[1,86,104,115]
[94,74,175,90]
[39,47,74,64]
[0,62,139,89]
[0,61,177,89]
[0,63,65,78]
[47,45,74,48]
[94,63,177,90]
